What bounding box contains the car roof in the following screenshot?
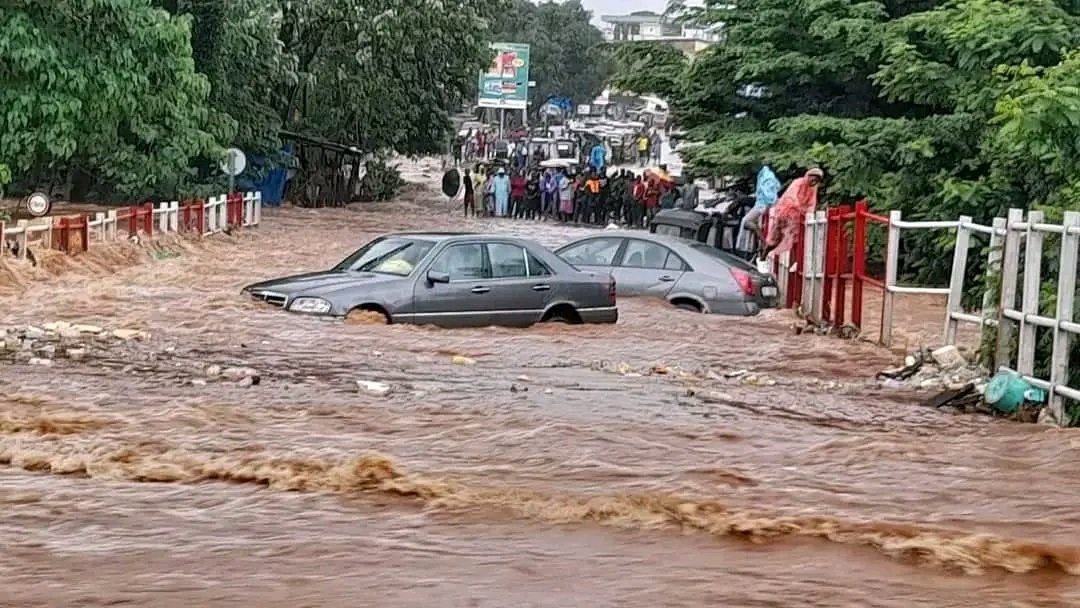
[387,232,541,245]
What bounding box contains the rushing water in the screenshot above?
[2,188,1080,607]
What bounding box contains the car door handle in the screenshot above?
[658,275,677,282]
[532,284,552,292]
[471,286,491,294]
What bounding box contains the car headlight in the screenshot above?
[288,297,332,315]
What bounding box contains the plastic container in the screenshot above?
[985,372,1033,414]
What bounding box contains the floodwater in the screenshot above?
[2,183,1080,607]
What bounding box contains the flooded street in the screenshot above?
[2,182,1080,607]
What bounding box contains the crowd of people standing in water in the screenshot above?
[459,129,691,228]
[461,164,686,228]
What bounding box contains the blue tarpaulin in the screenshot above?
[235,144,293,207]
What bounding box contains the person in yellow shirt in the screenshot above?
[637,134,650,167]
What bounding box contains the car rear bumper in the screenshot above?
[578,306,619,324]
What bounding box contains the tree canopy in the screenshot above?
[1,0,503,201]
[640,0,1080,283]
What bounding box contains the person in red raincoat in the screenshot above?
[763,168,824,259]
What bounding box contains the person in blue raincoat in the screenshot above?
[589,141,607,174]
[493,168,511,217]
[737,164,782,254]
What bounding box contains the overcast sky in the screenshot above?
[579,0,667,18]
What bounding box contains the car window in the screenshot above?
[620,240,672,270]
[429,244,488,281]
[558,238,623,266]
[528,252,552,277]
[687,242,757,272]
[653,224,682,238]
[664,252,688,271]
[487,243,527,279]
[334,237,435,276]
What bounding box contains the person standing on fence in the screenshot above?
[762,168,824,260]
[738,164,782,254]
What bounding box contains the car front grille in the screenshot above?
[251,291,287,308]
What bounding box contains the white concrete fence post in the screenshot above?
[253,191,262,226]
[218,195,228,232]
[882,210,901,347]
[995,209,1025,369]
[16,220,28,260]
[801,211,815,314]
[1049,211,1080,422]
[169,201,179,232]
[812,210,827,321]
[108,210,119,241]
[943,215,973,346]
[204,197,217,234]
[157,202,169,234]
[1016,210,1045,377]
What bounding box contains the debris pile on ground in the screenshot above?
[0,322,146,365]
[876,346,989,393]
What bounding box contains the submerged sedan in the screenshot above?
[243,233,618,328]
[555,232,778,316]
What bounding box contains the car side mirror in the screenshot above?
[427,270,450,285]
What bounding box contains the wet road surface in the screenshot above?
[2,185,1080,606]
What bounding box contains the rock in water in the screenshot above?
[931,345,966,369]
[357,380,393,396]
[113,329,149,341]
[222,367,257,381]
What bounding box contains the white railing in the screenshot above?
[876,208,1079,422]
[0,218,53,259]
[4,191,262,253]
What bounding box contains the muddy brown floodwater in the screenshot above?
[2,180,1080,607]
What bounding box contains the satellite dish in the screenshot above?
[441,169,461,198]
[25,192,51,217]
[220,148,247,176]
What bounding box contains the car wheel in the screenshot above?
[345,307,391,325]
[672,301,703,314]
[542,305,582,324]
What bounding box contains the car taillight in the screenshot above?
[608,276,617,303]
[731,268,756,296]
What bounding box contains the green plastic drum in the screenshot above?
[985,372,1031,414]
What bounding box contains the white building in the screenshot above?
[600,10,721,56]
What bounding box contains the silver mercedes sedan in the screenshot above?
[243,233,618,328]
[555,232,779,316]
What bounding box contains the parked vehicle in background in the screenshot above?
[555,232,777,316]
[244,233,618,328]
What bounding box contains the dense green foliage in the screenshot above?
[649,0,1080,280]
[609,41,689,100]
[1,0,502,201]
[0,0,225,199]
[640,0,1080,404]
[490,0,611,111]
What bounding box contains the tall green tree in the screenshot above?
[608,41,689,100]
[0,0,227,199]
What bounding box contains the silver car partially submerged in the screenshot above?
[555,232,778,316]
[244,233,618,328]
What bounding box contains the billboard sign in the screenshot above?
[478,43,531,110]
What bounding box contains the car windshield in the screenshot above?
[686,243,758,272]
[333,237,436,276]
